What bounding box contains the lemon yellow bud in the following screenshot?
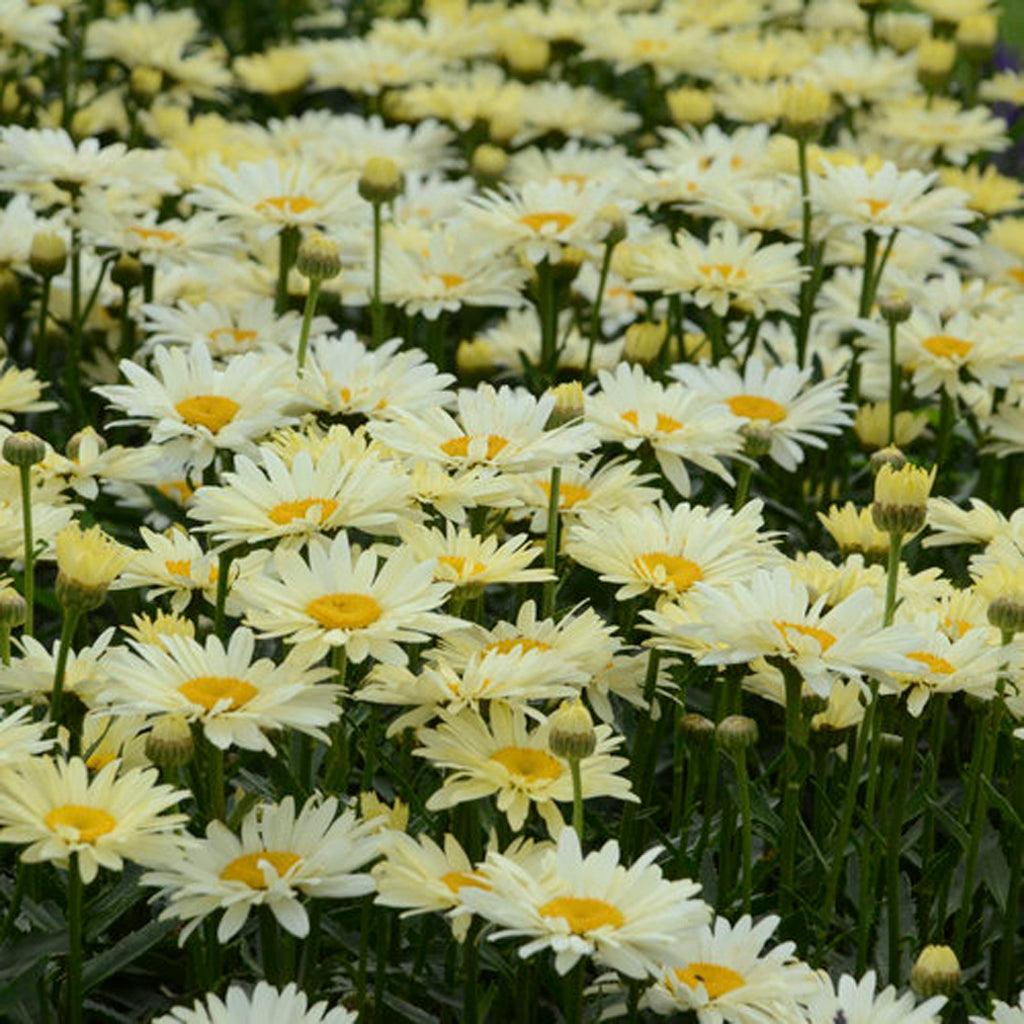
[358,156,403,204]
[548,698,597,761]
[296,232,342,282]
[781,82,832,139]
[145,715,195,769]
[910,945,960,998]
[471,144,508,186]
[917,38,956,92]
[29,231,67,279]
[623,320,667,365]
[666,87,715,126]
[871,461,935,535]
[501,33,550,77]
[548,381,585,426]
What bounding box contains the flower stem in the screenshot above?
[778,660,805,918]
[883,532,903,627]
[570,756,584,840]
[887,319,900,445]
[541,466,561,618]
[733,746,753,914]
[584,242,614,379]
[66,853,83,1024]
[260,906,280,983]
[733,461,753,512]
[50,609,80,737]
[275,225,299,316]
[886,708,919,984]
[18,464,34,636]
[295,278,321,372]
[214,548,234,642]
[371,201,384,347]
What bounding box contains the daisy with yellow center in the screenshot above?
[642,914,820,1021]
[459,827,709,977]
[415,702,635,832]
[95,343,295,472]
[0,627,116,704]
[153,981,358,1024]
[646,566,920,698]
[143,796,381,943]
[567,499,777,603]
[0,705,54,769]
[585,364,743,496]
[99,627,338,754]
[189,157,361,240]
[0,756,187,883]
[398,522,552,591]
[233,530,454,665]
[188,446,414,547]
[111,526,221,613]
[671,357,852,472]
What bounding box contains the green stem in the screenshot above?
[795,135,813,368]
[275,226,299,316]
[260,906,280,983]
[734,747,753,914]
[67,222,85,428]
[733,461,753,512]
[371,202,384,347]
[998,753,1024,995]
[619,648,661,856]
[886,709,920,984]
[296,279,321,372]
[584,242,614,379]
[887,319,900,445]
[883,532,903,627]
[566,961,585,1024]
[541,466,561,618]
[66,854,83,1024]
[214,548,234,642]
[778,661,805,918]
[570,756,584,839]
[936,390,955,473]
[463,918,480,1024]
[207,741,224,823]
[36,278,51,374]
[50,609,80,736]
[857,231,880,319]
[18,464,34,636]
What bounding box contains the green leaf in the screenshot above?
[81,918,178,993]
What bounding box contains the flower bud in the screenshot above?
[489,110,521,146]
[597,204,627,248]
[55,523,131,612]
[666,87,715,126]
[501,33,550,77]
[680,712,716,749]
[716,714,759,753]
[358,156,404,204]
[456,338,494,376]
[987,597,1024,637]
[0,587,26,628]
[3,431,46,467]
[956,15,996,59]
[29,231,67,279]
[111,253,144,290]
[548,698,597,761]
[855,404,929,451]
[129,66,163,106]
[67,427,107,462]
[548,381,585,426]
[471,144,507,187]
[145,715,195,769]
[910,945,960,998]
[296,232,342,282]
[870,445,908,474]
[623,320,667,365]
[780,82,832,140]
[0,268,19,308]
[741,422,773,459]
[871,461,935,535]
[917,38,956,92]
[880,295,912,325]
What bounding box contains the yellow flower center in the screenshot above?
[907,651,956,675]
[540,480,590,508]
[267,497,339,526]
[220,850,301,888]
[165,558,191,577]
[490,746,563,782]
[606,285,636,300]
[634,37,670,55]
[539,896,624,933]
[44,804,116,843]
[675,962,746,999]
[208,327,258,345]
[158,479,194,504]
[257,195,317,215]
[698,263,747,282]
[86,752,115,771]
[774,620,836,653]
[619,410,681,433]
[860,197,891,216]
[175,395,241,433]
[727,394,787,423]
[438,272,465,290]
[129,225,180,243]
[438,554,486,579]
[636,552,704,592]
[306,593,382,630]
[943,615,972,638]
[178,675,258,711]
[556,172,589,188]
[519,211,576,233]
[441,871,491,894]
[922,334,973,359]
[482,637,553,656]
[440,434,509,460]
[1009,268,1024,286]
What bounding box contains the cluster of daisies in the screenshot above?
[1,0,1024,1021]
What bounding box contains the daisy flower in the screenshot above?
[971,995,1024,1024]
[373,831,487,940]
[95,344,295,471]
[0,365,57,423]
[298,333,455,420]
[189,158,360,240]
[415,702,635,832]
[111,526,220,613]
[586,651,675,725]
[805,970,945,1024]
[466,180,620,264]
[646,567,918,697]
[0,628,116,705]
[0,756,188,883]
[188,446,414,547]
[924,497,1020,549]
[641,914,820,1022]
[98,628,339,755]
[372,383,596,474]
[154,982,356,1024]
[670,358,852,472]
[397,522,552,590]
[566,500,776,603]
[460,827,709,977]
[0,705,54,768]
[585,364,743,496]
[406,460,517,525]
[234,531,454,665]
[819,503,892,562]
[144,796,380,942]
[0,0,62,55]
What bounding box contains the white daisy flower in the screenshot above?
[0,627,116,705]
[971,994,1024,1024]
[154,981,356,1024]
[0,705,54,768]
[98,628,339,754]
[804,969,945,1024]
[111,526,220,613]
[0,756,188,883]
[460,827,709,977]
[144,796,381,943]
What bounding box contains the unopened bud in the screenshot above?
[296,232,342,281]
[501,33,550,77]
[716,714,759,753]
[29,231,67,279]
[129,66,163,106]
[987,597,1024,636]
[358,156,404,204]
[3,431,46,467]
[680,712,715,749]
[145,715,194,769]
[666,87,715,126]
[741,422,773,459]
[597,205,627,248]
[548,698,597,761]
[623,321,667,365]
[917,38,956,92]
[548,381,585,426]
[880,296,912,325]
[956,15,996,59]
[0,268,20,308]
[871,461,935,535]
[910,945,960,998]
[870,445,907,474]
[471,144,507,187]
[456,338,494,376]
[0,588,26,628]
[781,82,832,140]
[111,253,144,290]
[67,427,107,462]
